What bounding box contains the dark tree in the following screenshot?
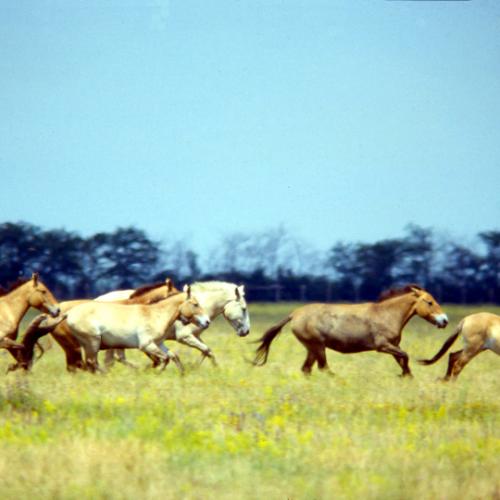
[479,231,500,303]
[0,222,45,284]
[356,239,403,299]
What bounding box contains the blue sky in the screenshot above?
[1,0,499,256]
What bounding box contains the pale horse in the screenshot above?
[65,285,210,373]
[98,281,251,367]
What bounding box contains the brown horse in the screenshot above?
[12,278,179,372]
[253,285,448,376]
[64,285,209,373]
[419,312,500,380]
[0,273,60,358]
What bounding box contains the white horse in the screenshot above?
[101,281,251,367]
[65,285,210,373]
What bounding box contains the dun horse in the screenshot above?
[0,273,60,356]
[253,285,448,376]
[12,278,180,372]
[419,312,500,380]
[64,285,210,373]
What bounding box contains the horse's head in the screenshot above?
[223,285,250,337]
[179,285,210,329]
[411,287,448,328]
[27,273,60,317]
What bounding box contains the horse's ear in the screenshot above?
[410,286,421,295]
[235,286,241,300]
[165,278,173,292]
[32,272,39,285]
[183,284,191,298]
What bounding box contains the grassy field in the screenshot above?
[0,303,499,499]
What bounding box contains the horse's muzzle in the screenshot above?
[433,314,449,328]
[238,328,250,337]
[195,315,211,329]
[48,305,61,318]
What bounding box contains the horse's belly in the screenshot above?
[317,315,374,353]
[325,336,373,354]
[100,330,140,349]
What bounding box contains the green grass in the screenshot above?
[1,304,499,499]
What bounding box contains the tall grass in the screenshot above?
[0,304,499,499]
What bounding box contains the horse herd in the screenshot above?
[0,273,499,381]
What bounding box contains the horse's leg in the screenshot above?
[142,342,184,375]
[80,337,102,373]
[443,350,463,380]
[314,345,333,375]
[391,354,412,377]
[301,348,316,376]
[376,340,412,377]
[177,333,217,367]
[104,349,116,368]
[158,345,185,374]
[114,349,138,369]
[448,346,481,381]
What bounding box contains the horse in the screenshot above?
[11,278,180,372]
[418,312,500,380]
[64,285,210,373]
[103,281,250,367]
[253,284,448,376]
[0,273,60,358]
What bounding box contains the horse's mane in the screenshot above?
[129,282,168,299]
[0,278,30,297]
[377,284,423,302]
[147,290,182,304]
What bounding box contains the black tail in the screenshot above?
[418,320,463,366]
[253,315,292,366]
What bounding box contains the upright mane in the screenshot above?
[129,282,167,299]
[377,284,423,303]
[0,278,31,298]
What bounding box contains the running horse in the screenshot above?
[104,281,251,367]
[253,285,448,376]
[0,273,60,355]
[11,278,179,372]
[419,312,500,380]
[64,285,210,373]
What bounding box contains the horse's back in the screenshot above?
[462,312,500,354]
[95,290,134,302]
[67,302,145,331]
[290,303,375,349]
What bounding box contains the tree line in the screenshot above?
[0,222,499,304]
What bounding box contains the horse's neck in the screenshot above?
[153,295,184,330]
[375,294,416,333]
[0,284,31,330]
[197,290,230,319]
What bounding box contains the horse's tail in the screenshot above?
[418,320,464,366]
[253,315,292,366]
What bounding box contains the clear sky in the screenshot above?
[1,0,499,256]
